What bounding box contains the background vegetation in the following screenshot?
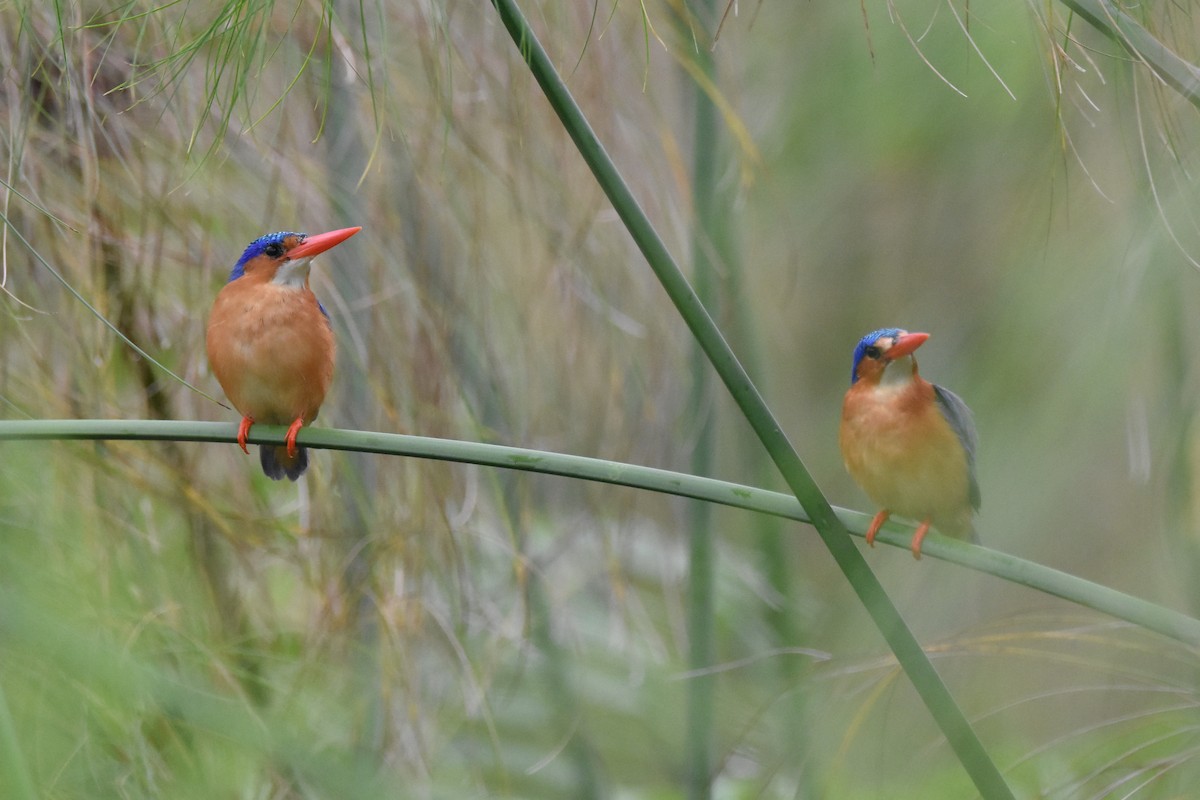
[3,0,1200,796]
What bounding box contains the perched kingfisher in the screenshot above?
[206,226,361,481]
[839,328,980,558]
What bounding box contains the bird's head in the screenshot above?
[227,227,362,288]
[849,328,930,386]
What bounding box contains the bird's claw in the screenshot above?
[285,418,304,459]
[910,521,931,560]
[237,416,254,455]
[865,510,890,548]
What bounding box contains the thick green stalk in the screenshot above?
[487,1,1013,795]
[4,419,1200,647]
[321,0,383,754]
[705,21,814,790]
[684,472,715,800]
[684,3,722,798]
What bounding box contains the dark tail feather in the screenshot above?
[260,445,308,481]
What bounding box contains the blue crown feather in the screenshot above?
[226,231,329,319]
[850,327,903,385]
[226,231,302,283]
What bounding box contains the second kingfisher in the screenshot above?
[839,328,980,559]
[206,226,361,481]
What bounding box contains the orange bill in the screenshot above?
[288,226,362,260]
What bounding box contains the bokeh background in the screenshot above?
[3,1,1200,797]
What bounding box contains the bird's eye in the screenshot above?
[264,242,285,258]
[864,345,882,359]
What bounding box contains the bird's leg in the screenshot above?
[236,416,254,455]
[284,417,304,459]
[865,510,890,547]
[910,520,932,560]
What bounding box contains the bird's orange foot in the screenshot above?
[284,418,304,459]
[910,520,932,560]
[236,416,254,455]
[865,510,890,548]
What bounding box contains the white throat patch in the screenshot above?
[879,355,916,387]
[271,258,313,289]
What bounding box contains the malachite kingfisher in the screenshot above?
[839,328,980,559]
[206,226,362,481]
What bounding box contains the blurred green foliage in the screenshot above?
[4,0,1200,796]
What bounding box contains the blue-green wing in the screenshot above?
[934,384,981,511]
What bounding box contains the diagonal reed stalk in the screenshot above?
[487,0,1014,795]
[1061,0,1200,107]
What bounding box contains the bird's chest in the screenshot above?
[840,383,960,498]
[235,291,327,355]
[207,285,334,421]
[843,389,929,464]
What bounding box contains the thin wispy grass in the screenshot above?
[1060,0,1200,109]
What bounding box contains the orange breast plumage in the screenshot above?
[206,281,334,426]
[840,380,974,539]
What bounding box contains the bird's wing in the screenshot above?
[933,384,981,511]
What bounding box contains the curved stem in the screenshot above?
[4,418,1197,651]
